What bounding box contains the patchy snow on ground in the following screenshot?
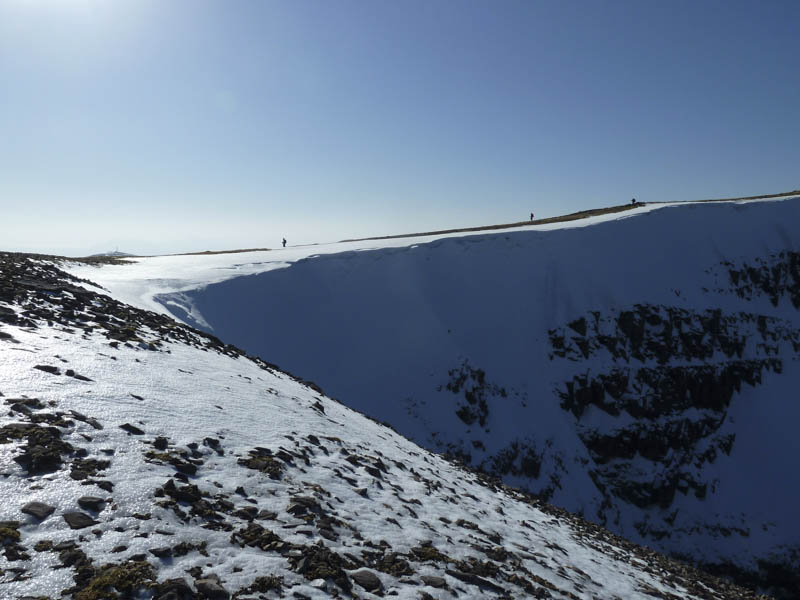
[65,195,800,594]
[0,256,760,599]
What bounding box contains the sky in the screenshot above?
[1,0,799,256]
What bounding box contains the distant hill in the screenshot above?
[89,250,135,257]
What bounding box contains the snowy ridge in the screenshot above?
[0,256,767,599]
[64,195,800,597]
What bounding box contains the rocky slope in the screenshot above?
[0,253,773,599]
[122,198,800,598]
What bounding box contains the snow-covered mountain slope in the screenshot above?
[66,195,800,597]
[0,255,768,599]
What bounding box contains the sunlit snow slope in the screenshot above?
[0,256,764,599]
[67,196,800,596]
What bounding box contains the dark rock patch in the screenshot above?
[153,577,194,599]
[290,542,355,592]
[21,501,56,520]
[64,559,156,599]
[149,546,173,559]
[230,523,285,552]
[195,577,230,599]
[77,496,106,512]
[237,448,284,479]
[63,512,99,529]
[70,411,103,430]
[235,575,284,596]
[71,457,110,480]
[0,521,29,561]
[441,360,507,428]
[421,575,447,588]
[445,568,505,594]
[350,568,382,593]
[1,422,74,474]
[119,423,145,435]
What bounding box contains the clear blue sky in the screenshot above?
[2,0,798,255]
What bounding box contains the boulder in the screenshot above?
[63,512,98,529]
[421,575,447,588]
[195,578,230,599]
[21,501,55,520]
[120,423,145,435]
[351,568,382,592]
[77,496,106,511]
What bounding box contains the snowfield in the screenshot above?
[0,255,764,599]
[64,194,800,597]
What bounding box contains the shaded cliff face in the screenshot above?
[543,252,800,596]
[4,255,772,600]
[549,303,796,515]
[148,199,800,597]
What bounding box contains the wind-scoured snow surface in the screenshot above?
[0,257,761,599]
[64,197,800,595]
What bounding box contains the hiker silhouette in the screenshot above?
[282,238,286,248]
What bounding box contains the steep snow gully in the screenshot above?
[63,196,800,597]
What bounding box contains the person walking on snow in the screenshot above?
[282,238,286,248]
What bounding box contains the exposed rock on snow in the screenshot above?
[21,502,56,520]
[0,253,772,598]
[62,512,99,530]
[78,197,800,598]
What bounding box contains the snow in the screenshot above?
[53,194,800,590]
[65,201,681,316]
[65,196,797,320]
[0,296,724,599]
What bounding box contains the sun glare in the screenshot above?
[14,0,99,8]
[8,0,122,22]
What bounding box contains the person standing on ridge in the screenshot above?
[282,238,286,248]
[530,212,534,221]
